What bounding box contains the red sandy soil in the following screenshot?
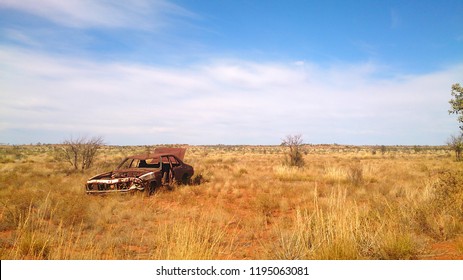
[426,236,463,260]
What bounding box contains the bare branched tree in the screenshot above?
[447,134,463,161]
[281,134,305,167]
[61,136,105,170]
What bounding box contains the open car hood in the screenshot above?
[153,147,186,160]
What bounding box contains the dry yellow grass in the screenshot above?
[0,144,462,259]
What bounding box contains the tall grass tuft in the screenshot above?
[271,186,420,259]
[150,214,233,259]
[272,187,361,259]
[273,165,309,181]
[347,163,363,187]
[413,170,463,241]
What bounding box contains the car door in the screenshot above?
[169,155,187,182]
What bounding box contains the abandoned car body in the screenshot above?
[85,148,194,195]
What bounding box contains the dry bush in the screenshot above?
[58,136,104,170]
[281,134,305,167]
[447,135,463,161]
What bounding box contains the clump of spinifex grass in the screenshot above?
[412,169,463,241]
[149,214,235,259]
[347,163,364,187]
[273,165,310,181]
[2,193,89,259]
[270,186,420,260]
[323,166,348,184]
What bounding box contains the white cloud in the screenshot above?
[0,0,195,29]
[0,47,461,145]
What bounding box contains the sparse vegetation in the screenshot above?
[59,136,105,170]
[447,134,463,161]
[447,83,463,161]
[0,144,462,259]
[449,83,463,131]
[281,134,305,167]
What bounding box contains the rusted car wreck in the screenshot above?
[85,148,194,195]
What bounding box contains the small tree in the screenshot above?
[60,136,105,170]
[447,134,463,161]
[448,83,463,131]
[281,134,305,167]
[448,83,463,161]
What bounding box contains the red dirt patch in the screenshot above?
[425,235,463,260]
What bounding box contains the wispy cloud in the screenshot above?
[0,0,195,29]
[1,47,461,145]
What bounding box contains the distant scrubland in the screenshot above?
[1,144,462,259]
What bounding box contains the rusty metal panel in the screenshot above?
[154,147,186,160]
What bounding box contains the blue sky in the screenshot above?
[1,0,462,145]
